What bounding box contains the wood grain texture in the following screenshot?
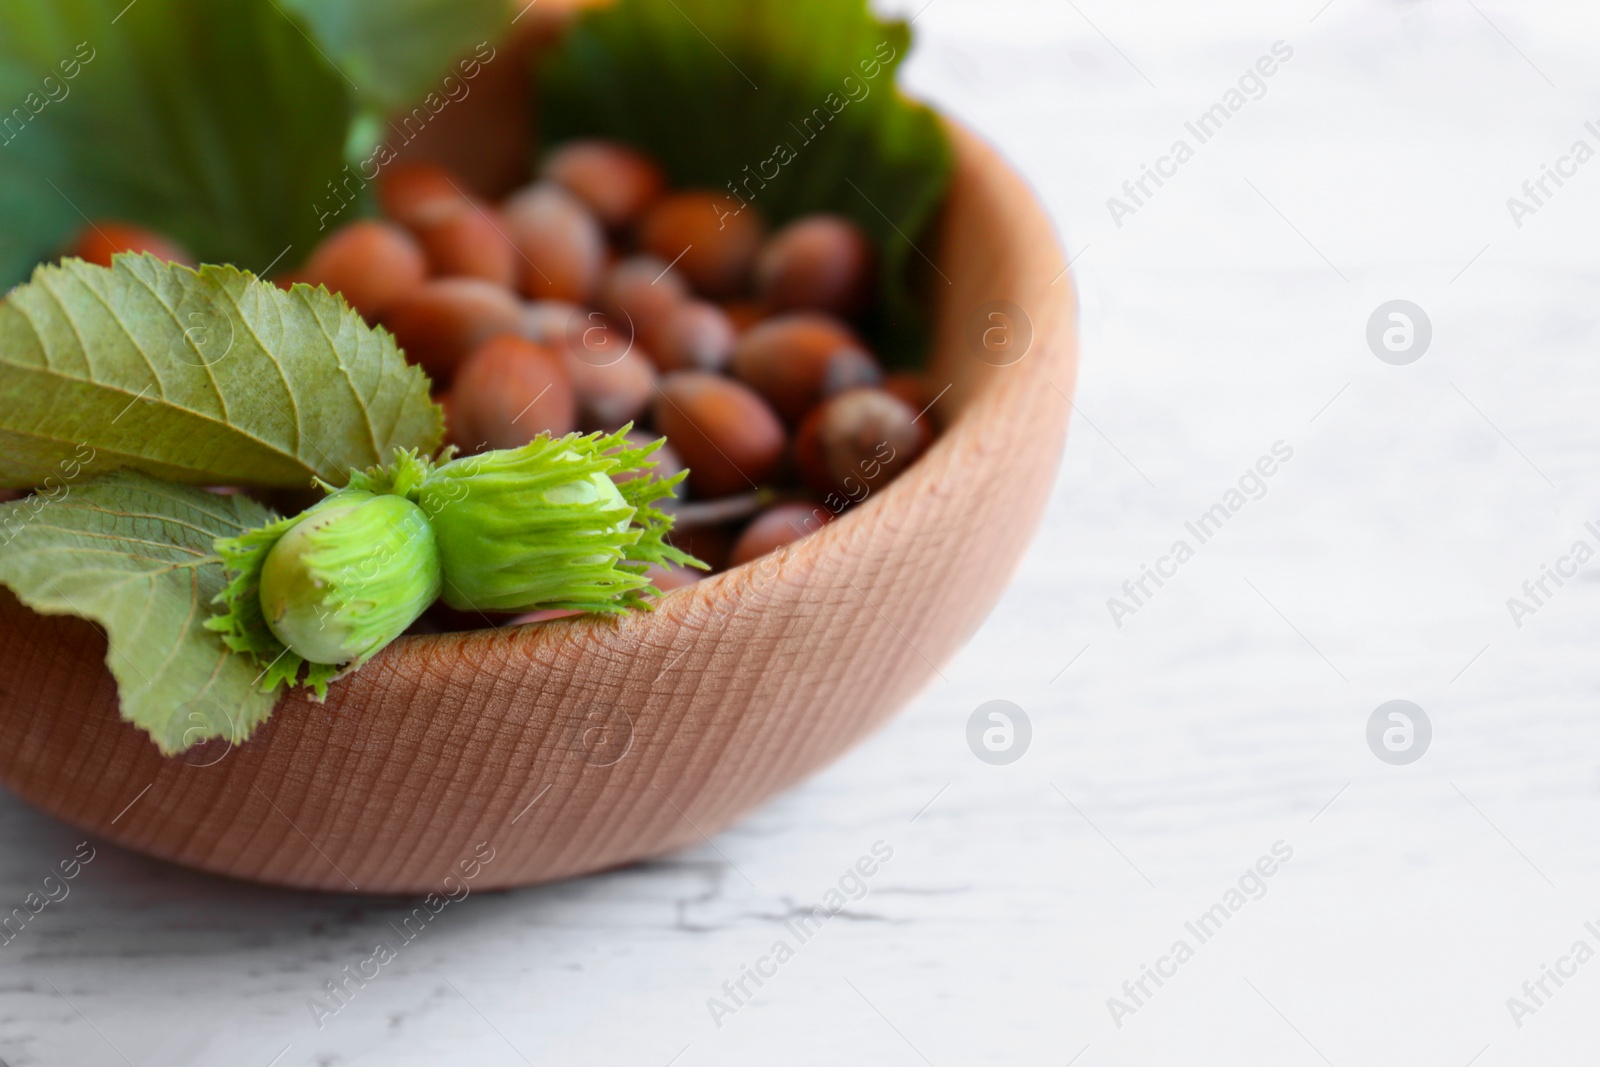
[0,121,1076,894]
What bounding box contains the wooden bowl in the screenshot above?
[0,108,1076,893]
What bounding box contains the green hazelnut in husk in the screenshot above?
[415,430,695,613]
[210,428,698,700]
[209,484,443,698]
[257,489,442,665]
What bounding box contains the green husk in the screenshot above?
[208,428,701,697]
[206,496,348,699]
[256,490,441,667]
[417,428,702,613]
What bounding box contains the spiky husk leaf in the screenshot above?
[419,427,701,613]
[206,495,346,700]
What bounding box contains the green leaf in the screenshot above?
[539,0,952,366]
[0,255,444,491]
[0,0,356,290]
[0,471,279,755]
[280,0,509,117]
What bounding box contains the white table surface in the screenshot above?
[5,1,1600,1064]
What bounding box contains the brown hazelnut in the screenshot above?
[69,222,192,268]
[730,313,882,423]
[408,200,518,288]
[755,215,874,318]
[301,220,427,320]
[449,335,576,451]
[653,372,786,498]
[540,139,666,230]
[378,162,469,227]
[382,278,524,385]
[794,387,930,499]
[501,182,606,304]
[728,503,833,568]
[638,190,763,299]
[652,301,737,373]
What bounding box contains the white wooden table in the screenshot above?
[5,1,1598,1063]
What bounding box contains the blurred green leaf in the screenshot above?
[0,0,355,290]
[539,0,952,366]
[280,0,509,117]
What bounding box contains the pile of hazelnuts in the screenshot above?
[63,138,939,610]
